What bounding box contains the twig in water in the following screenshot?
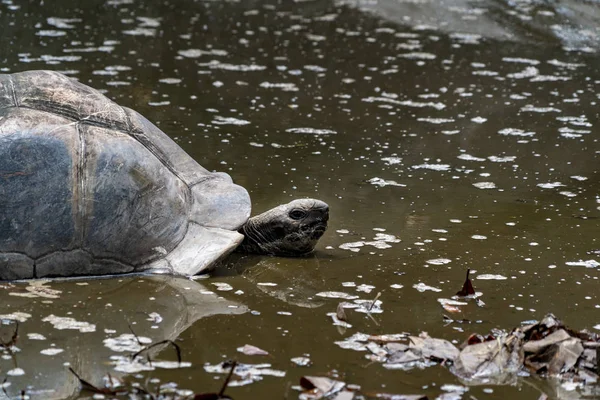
[69,367,117,395]
[368,291,382,312]
[218,360,237,397]
[131,339,182,366]
[128,323,143,347]
[1,377,8,398]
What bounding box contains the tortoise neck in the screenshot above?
[237,215,275,254]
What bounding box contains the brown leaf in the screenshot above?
[300,376,345,397]
[452,333,523,385]
[456,269,475,297]
[237,344,269,356]
[336,303,348,322]
[408,335,460,361]
[523,329,571,353]
[466,334,484,346]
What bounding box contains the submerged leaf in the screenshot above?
[336,303,348,322]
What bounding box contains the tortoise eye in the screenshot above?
[289,209,307,220]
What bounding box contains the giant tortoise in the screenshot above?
[0,70,329,280]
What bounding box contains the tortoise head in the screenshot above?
[238,199,329,256]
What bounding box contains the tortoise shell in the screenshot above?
[0,70,250,279]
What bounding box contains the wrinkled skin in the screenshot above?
[238,199,329,256]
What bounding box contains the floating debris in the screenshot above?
[291,356,311,367]
[110,356,191,374]
[286,127,337,135]
[502,57,540,65]
[367,177,406,187]
[316,292,359,300]
[327,311,352,328]
[473,182,496,189]
[178,48,228,58]
[565,260,600,268]
[36,30,66,37]
[0,312,31,322]
[362,96,446,110]
[520,105,561,113]
[458,154,485,162]
[498,128,535,137]
[27,333,46,340]
[488,155,516,162]
[299,375,345,399]
[476,274,507,280]
[147,312,163,324]
[46,17,79,29]
[412,163,451,171]
[381,157,403,165]
[42,315,95,333]
[40,348,64,356]
[204,361,285,387]
[507,66,538,79]
[7,368,24,376]
[537,182,565,189]
[336,314,600,389]
[212,116,250,125]
[416,118,455,124]
[259,82,298,91]
[339,233,401,253]
[199,60,266,71]
[103,334,152,352]
[413,283,442,293]
[237,344,269,356]
[398,52,436,60]
[158,77,181,84]
[212,282,234,291]
[426,258,452,266]
[9,280,61,299]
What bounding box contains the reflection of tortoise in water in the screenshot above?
[0,70,329,280]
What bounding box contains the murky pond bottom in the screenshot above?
[1,0,600,398]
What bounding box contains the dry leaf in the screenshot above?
[300,376,345,398]
[456,269,475,297]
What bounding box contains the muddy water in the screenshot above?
[1,0,600,398]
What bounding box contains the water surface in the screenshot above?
[1,0,600,398]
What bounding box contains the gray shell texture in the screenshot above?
[0,70,251,280]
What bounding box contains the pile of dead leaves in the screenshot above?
[339,314,600,388]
